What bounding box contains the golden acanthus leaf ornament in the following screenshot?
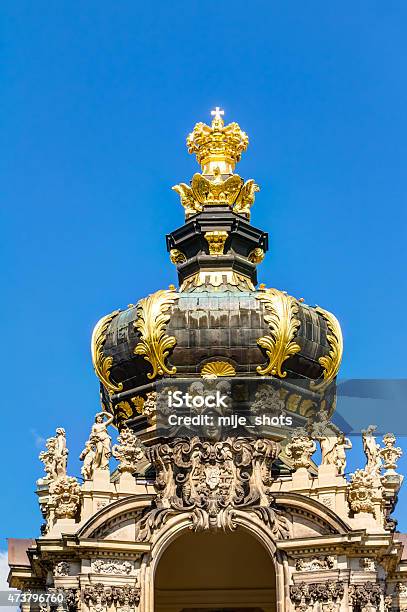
[91,310,123,395]
[311,306,343,391]
[134,288,179,380]
[256,288,301,377]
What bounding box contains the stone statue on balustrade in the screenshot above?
[39,427,68,482]
[80,411,114,480]
[362,425,382,477]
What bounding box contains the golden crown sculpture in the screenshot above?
[173,108,259,219]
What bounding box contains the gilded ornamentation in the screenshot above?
[91,310,123,395]
[49,476,81,519]
[256,287,301,377]
[173,170,259,220]
[135,437,290,540]
[39,428,68,482]
[380,433,402,473]
[187,108,249,174]
[204,230,228,255]
[91,558,134,575]
[112,426,145,473]
[248,247,265,264]
[201,361,236,378]
[173,109,259,219]
[131,395,145,414]
[285,428,316,471]
[347,469,375,515]
[169,248,187,264]
[134,288,179,379]
[132,391,157,425]
[180,270,255,292]
[311,306,343,391]
[115,400,133,426]
[348,582,382,611]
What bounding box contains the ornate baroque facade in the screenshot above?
[8,109,407,611]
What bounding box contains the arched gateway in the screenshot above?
[8,109,407,612]
[154,530,276,612]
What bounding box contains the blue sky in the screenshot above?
[1,2,407,547]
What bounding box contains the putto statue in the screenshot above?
[80,411,114,479]
[39,427,68,481]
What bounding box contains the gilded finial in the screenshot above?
[187,108,249,175]
[173,109,259,220]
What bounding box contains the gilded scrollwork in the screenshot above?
[256,287,301,377]
[91,310,123,395]
[169,248,187,264]
[311,306,343,391]
[134,288,179,379]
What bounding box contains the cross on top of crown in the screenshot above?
[211,106,225,126]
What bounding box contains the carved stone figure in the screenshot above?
[384,594,393,611]
[84,583,113,612]
[251,384,285,416]
[49,476,81,519]
[52,588,79,612]
[290,582,313,611]
[112,427,145,473]
[290,582,344,612]
[112,585,140,612]
[79,440,96,480]
[81,411,114,475]
[54,561,69,576]
[91,558,134,575]
[285,428,316,471]
[349,582,382,611]
[336,433,352,475]
[295,556,335,571]
[143,391,157,425]
[348,469,375,515]
[359,557,376,571]
[136,436,290,539]
[380,432,403,473]
[312,409,351,475]
[39,428,68,481]
[362,425,382,477]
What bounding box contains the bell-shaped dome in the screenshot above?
[91,109,343,432]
